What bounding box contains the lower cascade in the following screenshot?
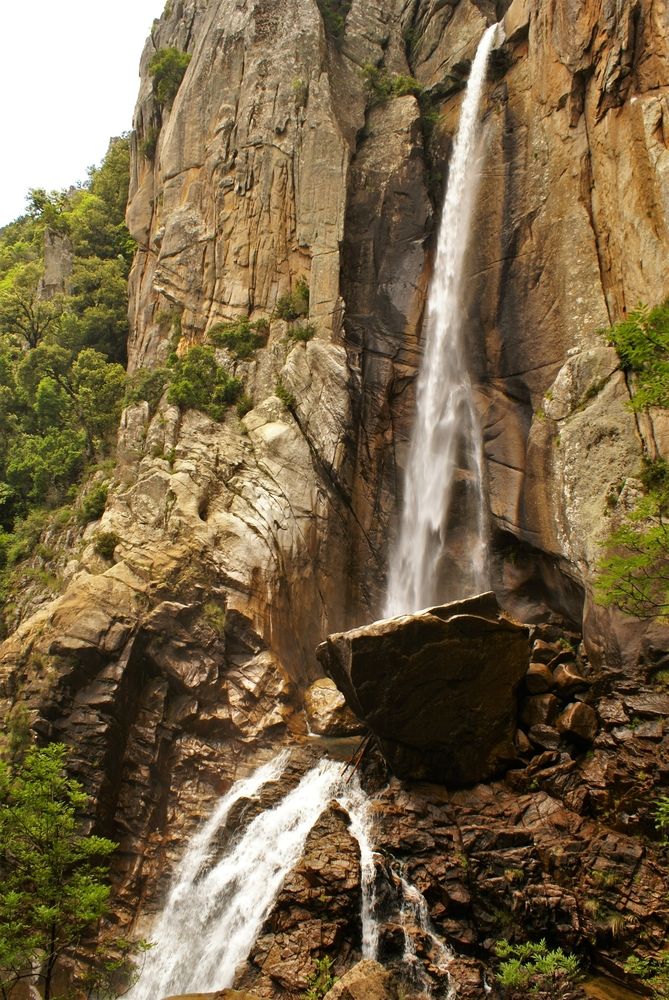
[128,755,404,999]
[385,23,502,617]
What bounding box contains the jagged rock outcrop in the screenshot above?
[318,593,530,784]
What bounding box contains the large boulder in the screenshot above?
[317,593,530,786]
[323,960,399,1000]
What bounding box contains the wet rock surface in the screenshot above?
[318,593,530,785]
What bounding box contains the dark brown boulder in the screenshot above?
[316,593,530,786]
[526,663,555,693]
[557,703,598,743]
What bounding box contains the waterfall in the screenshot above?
[385,23,502,617]
[398,872,455,999]
[128,756,341,999]
[337,780,379,960]
[128,757,382,999]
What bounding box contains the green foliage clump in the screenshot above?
[274,278,310,322]
[596,299,669,620]
[303,955,336,1000]
[0,139,134,619]
[202,600,226,637]
[494,939,580,995]
[148,47,192,107]
[624,954,669,999]
[236,394,254,418]
[208,316,269,358]
[596,493,669,619]
[167,345,242,420]
[653,795,669,839]
[363,64,424,104]
[140,125,160,161]
[315,0,351,39]
[605,300,669,410]
[275,378,296,410]
[0,743,118,1000]
[288,323,316,344]
[78,481,108,524]
[125,366,168,414]
[93,530,120,561]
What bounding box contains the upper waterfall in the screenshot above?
[385,22,502,617]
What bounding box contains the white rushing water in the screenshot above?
[398,872,455,999]
[385,23,502,617]
[337,780,379,960]
[129,757,381,999]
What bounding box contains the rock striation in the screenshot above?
[317,593,530,785]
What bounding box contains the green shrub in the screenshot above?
[78,481,108,524]
[125,366,168,413]
[167,345,242,420]
[140,125,160,160]
[288,323,316,344]
[202,600,226,636]
[624,954,669,999]
[236,394,254,418]
[654,795,669,839]
[148,47,192,107]
[303,955,336,1000]
[604,299,669,410]
[208,316,269,358]
[316,0,351,39]
[363,64,424,104]
[274,278,310,322]
[494,939,580,993]
[94,530,119,560]
[275,378,295,410]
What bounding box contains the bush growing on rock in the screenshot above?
[494,939,581,996]
[148,47,192,107]
[94,530,120,561]
[274,277,309,322]
[78,481,108,524]
[167,345,242,420]
[303,954,336,999]
[208,316,269,358]
[597,299,669,620]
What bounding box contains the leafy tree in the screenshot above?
[598,300,669,619]
[303,955,336,999]
[0,743,117,1000]
[148,47,192,107]
[0,264,63,349]
[605,301,669,410]
[5,427,87,505]
[208,316,269,358]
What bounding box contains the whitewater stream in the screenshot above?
[385,23,502,616]
[128,754,380,999]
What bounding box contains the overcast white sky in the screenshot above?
[1,0,164,227]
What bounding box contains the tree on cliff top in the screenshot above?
[0,743,117,1000]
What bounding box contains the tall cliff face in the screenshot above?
[1,0,668,943]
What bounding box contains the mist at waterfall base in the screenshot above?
[385,22,502,618]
